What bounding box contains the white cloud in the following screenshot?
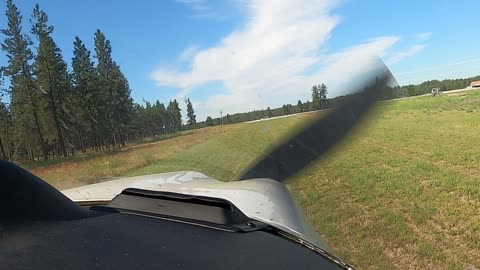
[155,0,401,121]
[386,44,427,65]
[179,45,200,62]
[417,32,432,41]
[312,36,400,92]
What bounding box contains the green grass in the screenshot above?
[126,113,317,180]
[32,89,480,269]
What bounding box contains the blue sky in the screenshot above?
[1,0,479,120]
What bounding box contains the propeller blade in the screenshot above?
[238,61,395,182]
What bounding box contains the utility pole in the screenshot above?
[220,110,223,125]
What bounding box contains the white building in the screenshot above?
[470,81,480,88]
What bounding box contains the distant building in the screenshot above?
[470,81,480,88]
[431,88,441,96]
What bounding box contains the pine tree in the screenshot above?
[1,0,48,160]
[153,100,167,134]
[31,4,71,157]
[297,100,303,112]
[94,29,115,146]
[167,99,182,132]
[71,36,102,151]
[111,62,133,146]
[0,101,13,160]
[282,104,292,115]
[174,99,182,131]
[166,101,174,133]
[205,116,214,126]
[406,85,416,96]
[129,100,169,139]
[319,83,328,108]
[186,98,196,127]
[266,107,273,117]
[94,29,133,147]
[130,103,147,139]
[311,85,320,111]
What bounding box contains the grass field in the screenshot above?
[27,131,203,189]
[29,90,480,270]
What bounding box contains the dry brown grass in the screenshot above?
[30,132,205,190]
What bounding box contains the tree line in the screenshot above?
[198,74,480,127]
[0,0,197,161]
[0,0,477,162]
[392,76,480,97]
[195,83,330,126]
[196,83,370,127]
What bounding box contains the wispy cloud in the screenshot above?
[313,36,400,91]
[394,57,480,85]
[386,44,427,65]
[155,0,401,120]
[396,57,480,77]
[175,0,227,20]
[417,32,432,41]
[176,0,206,9]
[179,45,200,62]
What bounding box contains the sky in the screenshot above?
[1,0,479,121]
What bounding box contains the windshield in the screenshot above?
[1,1,479,269]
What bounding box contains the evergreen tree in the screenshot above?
[71,36,102,151]
[111,62,133,146]
[154,100,167,134]
[31,4,71,157]
[266,107,273,117]
[319,83,327,100]
[1,0,48,160]
[319,83,328,108]
[94,29,133,146]
[94,29,115,145]
[186,98,196,126]
[130,103,147,138]
[406,85,416,96]
[0,101,13,160]
[167,99,181,132]
[205,116,214,126]
[282,104,292,115]
[129,100,169,139]
[296,100,303,112]
[166,100,174,133]
[311,85,320,111]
